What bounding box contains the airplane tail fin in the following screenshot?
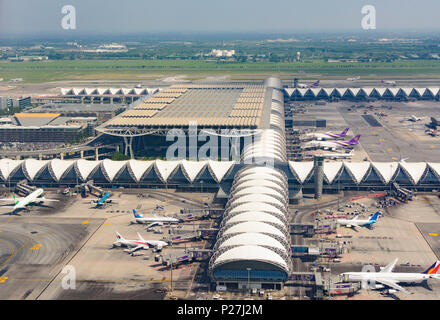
[13,194,18,205]
[313,80,320,87]
[369,211,380,222]
[422,261,440,275]
[115,231,124,241]
[340,128,349,136]
[133,209,143,219]
[152,210,156,217]
[348,135,361,145]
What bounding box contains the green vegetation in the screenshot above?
[3,59,440,83]
[111,152,130,161]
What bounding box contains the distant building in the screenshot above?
[207,49,235,57]
[0,112,95,142]
[0,96,30,110]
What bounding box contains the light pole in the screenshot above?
[170,260,173,295]
[246,268,251,296]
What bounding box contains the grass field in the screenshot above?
[3,59,440,83]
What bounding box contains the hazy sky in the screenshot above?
[1,0,440,37]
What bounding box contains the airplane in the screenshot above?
[408,115,423,122]
[346,76,360,81]
[320,150,354,160]
[0,188,59,212]
[114,231,168,253]
[337,211,380,229]
[303,128,349,141]
[302,135,360,151]
[132,209,181,229]
[381,80,397,86]
[90,191,117,207]
[340,259,440,294]
[296,80,320,89]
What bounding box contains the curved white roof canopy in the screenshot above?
[23,159,49,181]
[0,159,24,181]
[212,245,288,272]
[216,233,286,251]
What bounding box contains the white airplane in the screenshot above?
[296,80,320,89]
[132,209,181,229]
[347,76,360,81]
[408,115,423,122]
[302,135,360,151]
[337,211,380,229]
[114,231,168,253]
[381,80,397,86]
[303,128,349,141]
[0,188,58,212]
[320,150,354,160]
[340,259,440,294]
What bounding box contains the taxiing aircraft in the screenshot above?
[347,76,360,81]
[114,231,168,253]
[296,80,320,89]
[337,211,380,229]
[381,80,397,86]
[0,188,58,212]
[133,209,181,229]
[303,128,349,141]
[408,115,423,122]
[320,150,354,160]
[90,191,117,207]
[340,259,440,294]
[302,135,360,151]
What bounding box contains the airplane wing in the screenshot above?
[127,245,147,253]
[137,232,146,242]
[376,279,411,294]
[380,258,398,273]
[145,222,160,229]
[0,198,23,202]
[38,197,59,202]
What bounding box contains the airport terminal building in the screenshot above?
[4,78,440,291]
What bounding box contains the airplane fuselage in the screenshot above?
[14,188,45,210]
[343,272,431,283]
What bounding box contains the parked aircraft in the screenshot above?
[340,259,440,294]
[132,209,181,229]
[296,80,320,89]
[302,135,360,151]
[114,231,168,253]
[303,128,349,141]
[337,211,380,229]
[0,188,58,212]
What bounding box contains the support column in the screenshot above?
[38,153,43,160]
[95,147,99,160]
[80,150,84,159]
[60,153,64,160]
[123,136,134,159]
[314,155,324,200]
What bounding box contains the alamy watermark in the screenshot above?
[61,5,76,30]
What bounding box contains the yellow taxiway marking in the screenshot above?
[30,244,42,250]
[0,277,8,283]
[82,220,89,225]
[103,222,112,226]
[387,148,393,152]
[429,233,438,237]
